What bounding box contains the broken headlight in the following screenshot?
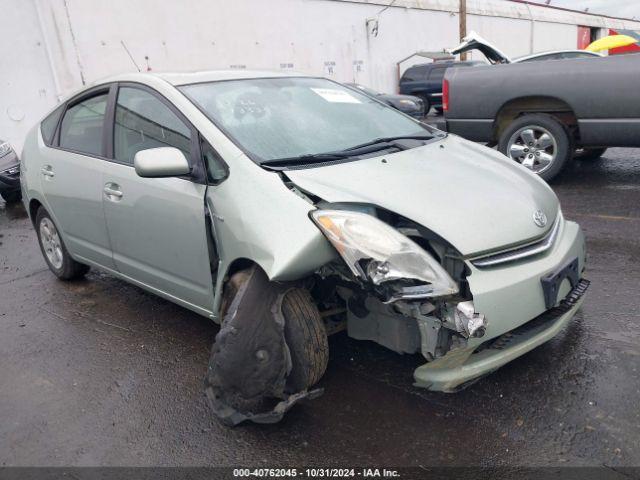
[311,210,459,298]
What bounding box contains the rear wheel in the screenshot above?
[418,95,431,116]
[574,147,607,161]
[498,113,572,182]
[1,190,21,204]
[281,288,329,393]
[35,207,90,280]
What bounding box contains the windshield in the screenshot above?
[179,77,432,163]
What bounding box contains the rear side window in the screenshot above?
[40,105,64,146]
[401,67,424,82]
[59,94,108,156]
[114,87,191,165]
[562,52,593,59]
[428,67,447,81]
[523,54,553,62]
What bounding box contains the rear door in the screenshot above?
[39,85,116,269]
[101,83,214,316]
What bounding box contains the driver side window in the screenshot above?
[114,87,191,165]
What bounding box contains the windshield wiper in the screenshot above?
[261,134,435,169]
[261,142,401,168]
[261,152,353,168]
[340,134,434,152]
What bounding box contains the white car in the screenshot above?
[451,31,603,64]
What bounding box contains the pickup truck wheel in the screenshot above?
[35,207,90,280]
[282,288,329,393]
[574,147,607,161]
[499,114,572,182]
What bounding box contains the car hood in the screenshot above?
[286,135,559,257]
[450,31,511,64]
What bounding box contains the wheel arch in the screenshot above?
[493,96,578,143]
[28,198,44,228]
[212,257,273,322]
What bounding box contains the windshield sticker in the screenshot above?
[311,88,361,104]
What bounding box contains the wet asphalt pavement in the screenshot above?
[1,148,639,469]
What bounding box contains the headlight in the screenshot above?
[311,210,459,297]
[398,99,417,107]
[0,142,12,158]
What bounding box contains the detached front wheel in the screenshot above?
[498,114,572,182]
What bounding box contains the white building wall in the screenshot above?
[2,0,640,151]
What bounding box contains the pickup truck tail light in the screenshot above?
[442,78,450,112]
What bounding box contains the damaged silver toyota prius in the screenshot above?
[22,71,589,425]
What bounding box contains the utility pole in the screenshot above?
[459,0,467,60]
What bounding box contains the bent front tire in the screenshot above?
[35,207,90,280]
[498,113,572,182]
[282,288,329,393]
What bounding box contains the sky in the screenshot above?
[527,0,640,19]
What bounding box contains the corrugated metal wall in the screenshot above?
[2,0,639,151]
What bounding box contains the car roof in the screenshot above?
[406,61,480,70]
[99,69,305,87]
[513,50,602,62]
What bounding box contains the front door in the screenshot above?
[101,85,214,316]
[40,88,116,269]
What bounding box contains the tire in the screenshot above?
[418,95,431,116]
[574,147,607,161]
[35,207,90,280]
[498,113,573,182]
[281,288,329,393]
[1,190,21,204]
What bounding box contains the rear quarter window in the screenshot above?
[40,105,64,146]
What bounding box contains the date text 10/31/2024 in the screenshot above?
[232,468,401,478]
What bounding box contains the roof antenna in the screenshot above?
[121,40,141,72]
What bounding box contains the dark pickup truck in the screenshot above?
[443,53,640,181]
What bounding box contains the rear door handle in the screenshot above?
[41,165,55,178]
[103,183,123,200]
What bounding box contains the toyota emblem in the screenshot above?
[533,210,548,228]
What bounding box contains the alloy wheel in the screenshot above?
[506,126,558,174]
[40,217,64,269]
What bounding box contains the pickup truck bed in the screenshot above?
[444,54,640,180]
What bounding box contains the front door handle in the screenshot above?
[41,165,55,178]
[103,183,123,200]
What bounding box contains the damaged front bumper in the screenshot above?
[413,218,588,392]
[414,279,589,392]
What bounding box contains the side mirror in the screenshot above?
[134,147,191,178]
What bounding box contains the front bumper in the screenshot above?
[414,218,587,391]
[414,279,589,391]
